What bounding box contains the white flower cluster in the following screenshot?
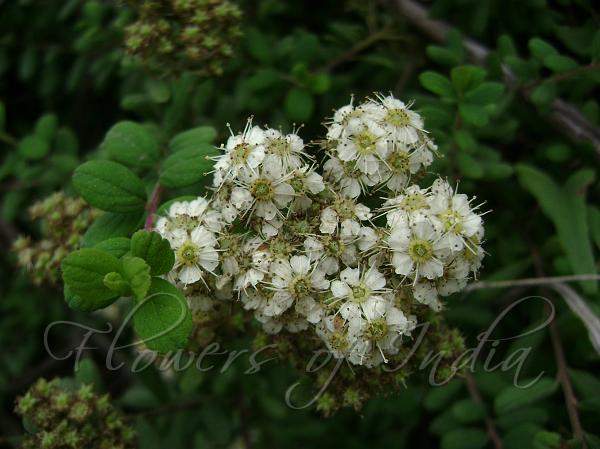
[156,94,485,368]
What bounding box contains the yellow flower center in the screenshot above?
[177,242,199,265]
[389,151,410,173]
[231,143,251,164]
[251,179,274,200]
[351,282,370,303]
[365,318,388,341]
[267,137,291,156]
[353,131,378,155]
[408,239,433,263]
[386,108,411,127]
[401,192,428,211]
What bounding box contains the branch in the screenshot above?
[144,182,163,231]
[390,0,600,158]
[465,274,600,292]
[530,250,589,449]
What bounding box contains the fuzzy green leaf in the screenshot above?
[73,160,147,213]
[159,145,218,188]
[121,256,152,300]
[169,126,218,152]
[102,121,159,168]
[61,248,122,310]
[130,230,175,275]
[82,211,144,247]
[94,237,132,258]
[133,278,192,353]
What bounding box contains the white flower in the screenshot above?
[304,233,359,275]
[269,255,329,322]
[347,300,414,366]
[387,218,448,281]
[381,143,433,192]
[383,184,431,227]
[230,160,295,220]
[367,94,424,145]
[166,225,219,285]
[156,197,224,236]
[329,266,388,327]
[316,315,357,359]
[262,128,308,170]
[335,118,389,175]
[220,236,271,291]
[213,120,266,186]
[323,155,380,198]
[255,309,309,334]
[319,196,372,234]
[429,178,484,252]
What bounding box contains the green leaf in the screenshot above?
[18,135,50,160]
[34,114,59,141]
[451,65,486,95]
[543,54,578,72]
[54,127,79,156]
[516,164,597,293]
[246,27,273,63]
[529,38,558,61]
[457,152,485,178]
[494,377,558,414]
[465,82,505,105]
[426,45,464,66]
[450,399,486,423]
[419,71,454,97]
[533,431,562,449]
[530,83,557,108]
[94,237,131,258]
[121,256,152,300]
[159,145,218,188]
[133,278,192,353]
[424,379,463,411]
[61,248,122,310]
[169,126,218,153]
[102,121,159,168]
[73,160,147,213]
[103,272,131,297]
[496,408,549,429]
[285,88,314,122]
[64,284,118,313]
[459,104,489,127]
[0,100,5,130]
[441,428,487,449]
[145,79,171,103]
[588,206,600,250]
[569,369,600,398]
[130,230,175,275]
[82,212,143,247]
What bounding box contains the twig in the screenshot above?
[463,372,504,449]
[326,29,399,71]
[530,249,589,449]
[465,274,600,292]
[144,183,163,231]
[390,0,600,158]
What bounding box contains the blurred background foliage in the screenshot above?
[1,0,599,448]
